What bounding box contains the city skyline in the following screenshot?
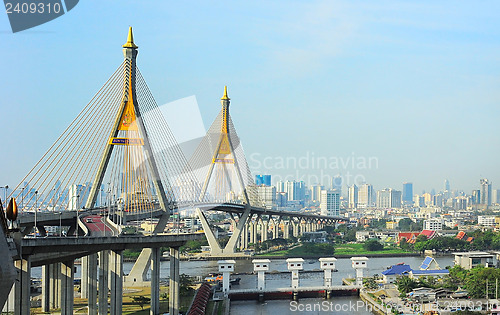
[1,1,499,192]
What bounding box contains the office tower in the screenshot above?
[348,184,358,209]
[255,175,264,186]
[480,179,492,206]
[276,192,288,207]
[281,180,306,202]
[413,195,425,207]
[276,181,285,193]
[444,179,450,192]
[68,184,83,210]
[309,185,324,203]
[263,175,271,186]
[472,190,481,205]
[433,194,443,207]
[402,182,413,206]
[257,185,276,209]
[376,188,402,209]
[493,189,500,204]
[358,184,375,208]
[255,175,272,186]
[320,189,340,216]
[331,175,342,194]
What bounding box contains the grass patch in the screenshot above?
[257,243,411,257]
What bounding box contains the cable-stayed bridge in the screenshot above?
[1,27,343,315]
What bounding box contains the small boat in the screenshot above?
[333,269,338,272]
[308,260,315,264]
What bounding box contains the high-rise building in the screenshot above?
[348,185,358,209]
[276,192,288,208]
[358,184,375,208]
[480,179,492,206]
[309,185,324,203]
[444,179,450,192]
[320,189,340,217]
[413,195,425,207]
[493,189,500,205]
[256,175,272,186]
[257,185,276,209]
[376,188,402,209]
[472,190,481,205]
[278,180,306,202]
[402,182,413,206]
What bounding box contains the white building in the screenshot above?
[478,215,497,227]
[423,218,443,231]
[320,189,340,217]
[376,188,402,209]
[257,185,276,209]
[358,184,375,208]
[348,185,358,209]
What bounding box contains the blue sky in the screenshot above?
[1,1,499,194]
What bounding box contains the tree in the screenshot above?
[132,296,150,310]
[398,218,414,231]
[395,276,418,296]
[363,239,384,251]
[179,274,195,296]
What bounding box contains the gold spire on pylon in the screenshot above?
[123,26,138,49]
[221,86,230,100]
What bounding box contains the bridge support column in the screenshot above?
[109,250,123,315]
[261,221,268,242]
[251,221,257,244]
[60,260,74,315]
[292,222,299,237]
[239,224,246,250]
[299,222,305,236]
[42,264,50,312]
[81,255,89,299]
[125,212,169,286]
[87,254,98,315]
[150,247,161,315]
[52,263,61,309]
[248,221,254,245]
[169,247,180,315]
[14,258,31,315]
[42,263,61,312]
[273,221,279,239]
[98,250,109,315]
[283,222,290,239]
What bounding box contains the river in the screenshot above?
[31,255,455,314]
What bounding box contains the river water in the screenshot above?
[31,255,455,314]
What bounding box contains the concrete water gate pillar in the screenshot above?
[252,259,270,290]
[350,256,368,286]
[218,260,235,294]
[319,257,337,288]
[286,258,304,289]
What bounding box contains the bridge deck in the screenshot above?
[18,233,203,266]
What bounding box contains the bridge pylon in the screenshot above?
[190,87,258,255]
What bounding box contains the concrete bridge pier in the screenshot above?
[14,258,31,315]
[292,221,299,237]
[283,222,290,239]
[261,221,268,242]
[60,260,75,315]
[42,263,62,312]
[86,254,98,315]
[98,250,109,315]
[169,247,180,315]
[150,247,161,315]
[109,250,123,315]
[272,220,279,239]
